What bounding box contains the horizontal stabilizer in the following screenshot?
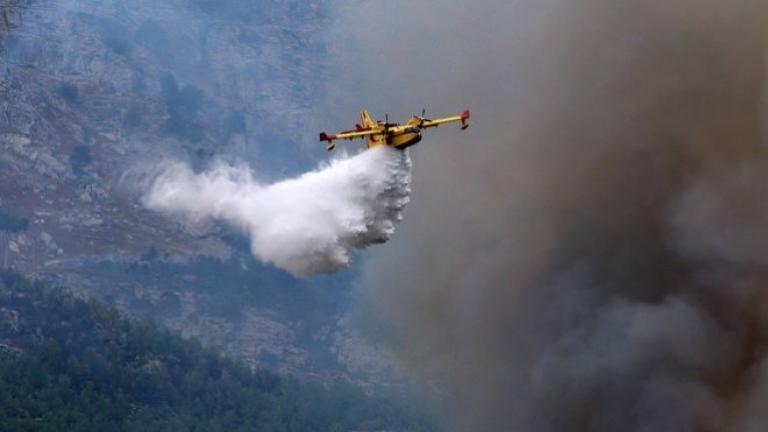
[320,132,337,142]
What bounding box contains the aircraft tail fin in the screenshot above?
[319,132,337,151]
[359,110,376,129]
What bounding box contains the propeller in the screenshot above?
[384,113,392,144]
[417,107,428,127]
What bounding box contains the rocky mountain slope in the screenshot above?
[0,0,398,387]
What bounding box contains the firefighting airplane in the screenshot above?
[319,108,470,151]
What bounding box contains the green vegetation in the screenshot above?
[0,272,436,431]
[160,74,205,142]
[0,209,28,232]
[191,0,262,21]
[69,145,92,175]
[56,83,80,104]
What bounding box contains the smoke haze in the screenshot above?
[143,147,411,277]
[329,0,768,430]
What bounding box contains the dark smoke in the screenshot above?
[332,1,768,430]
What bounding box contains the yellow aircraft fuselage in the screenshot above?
[320,109,470,152]
[367,118,422,150]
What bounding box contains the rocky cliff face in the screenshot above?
[0,0,398,388]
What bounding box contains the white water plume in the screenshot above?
[143,147,411,277]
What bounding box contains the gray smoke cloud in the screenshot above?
[143,147,411,277]
[328,0,768,430]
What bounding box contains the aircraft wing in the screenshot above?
[421,109,471,130]
[319,129,381,151]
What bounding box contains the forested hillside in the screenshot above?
[0,272,436,431]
